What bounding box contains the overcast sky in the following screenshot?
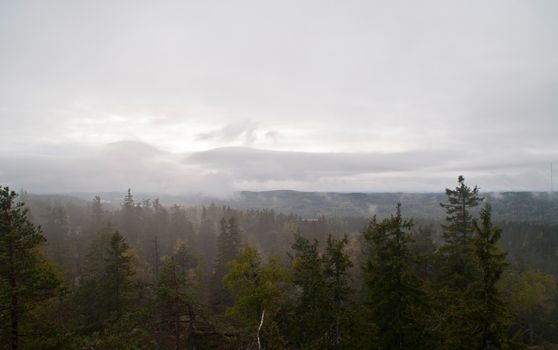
[1,0,557,194]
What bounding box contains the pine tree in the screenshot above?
[362,203,430,350]
[0,187,61,350]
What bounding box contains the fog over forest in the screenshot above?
[1,1,558,349]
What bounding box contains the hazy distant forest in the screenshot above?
[2,176,558,349]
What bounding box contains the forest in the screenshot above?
[1,176,558,349]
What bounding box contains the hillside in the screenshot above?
[40,190,558,224]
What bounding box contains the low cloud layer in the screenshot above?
[0,141,555,195]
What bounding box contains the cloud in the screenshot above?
[0,141,555,194]
[186,147,457,180]
[0,141,230,196]
[196,121,258,145]
[0,1,557,193]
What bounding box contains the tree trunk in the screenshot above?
[257,309,265,350]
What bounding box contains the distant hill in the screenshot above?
[227,191,558,224]
[35,190,558,224]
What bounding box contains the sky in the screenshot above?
[1,0,557,194]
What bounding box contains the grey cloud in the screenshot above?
[0,140,555,194]
[0,0,557,194]
[186,147,458,181]
[0,141,231,196]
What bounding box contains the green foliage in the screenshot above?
[321,235,355,349]
[212,216,242,309]
[119,188,140,245]
[362,203,431,350]
[435,176,486,349]
[79,317,158,350]
[0,186,62,349]
[20,293,80,350]
[288,234,327,348]
[7,180,558,348]
[502,269,557,345]
[433,181,517,349]
[41,204,70,269]
[223,245,289,349]
[216,217,242,273]
[409,224,437,281]
[75,230,135,333]
[288,233,355,349]
[469,204,511,349]
[106,231,135,319]
[439,175,483,291]
[155,244,201,349]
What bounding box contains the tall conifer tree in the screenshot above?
[212,217,242,309]
[0,187,61,350]
[289,234,328,348]
[439,175,483,290]
[470,204,511,349]
[289,234,355,349]
[362,203,430,349]
[438,176,486,349]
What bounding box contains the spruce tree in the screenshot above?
[289,234,328,348]
[470,204,511,349]
[288,234,355,349]
[362,203,430,349]
[437,176,485,349]
[156,257,192,350]
[105,231,135,321]
[120,188,139,244]
[439,175,483,290]
[198,207,217,278]
[322,234,354,349]
[77,230,135,332]
[214,217,242,280]
[212,216,242,309]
